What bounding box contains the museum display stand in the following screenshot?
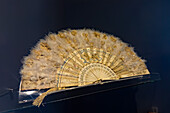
[0,73,160,113]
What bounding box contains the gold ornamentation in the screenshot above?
[106,47,112,52]
[85,37,89,43]
[110,36,117,42]
[58,32,65,38]
[101,41,105,46]
[71,30,77,36]
[82,33,88,37]
[40,42,51,51]
[94,32,100,38]
[25,59,33,67]
[103,34,108,39]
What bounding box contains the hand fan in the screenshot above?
[20,29,150,106]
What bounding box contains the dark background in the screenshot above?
[0,0,169,113]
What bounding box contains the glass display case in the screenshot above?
[0,73,160,113]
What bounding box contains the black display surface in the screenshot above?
[1,73,160,113]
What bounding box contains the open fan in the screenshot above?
[20,29,150,106]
